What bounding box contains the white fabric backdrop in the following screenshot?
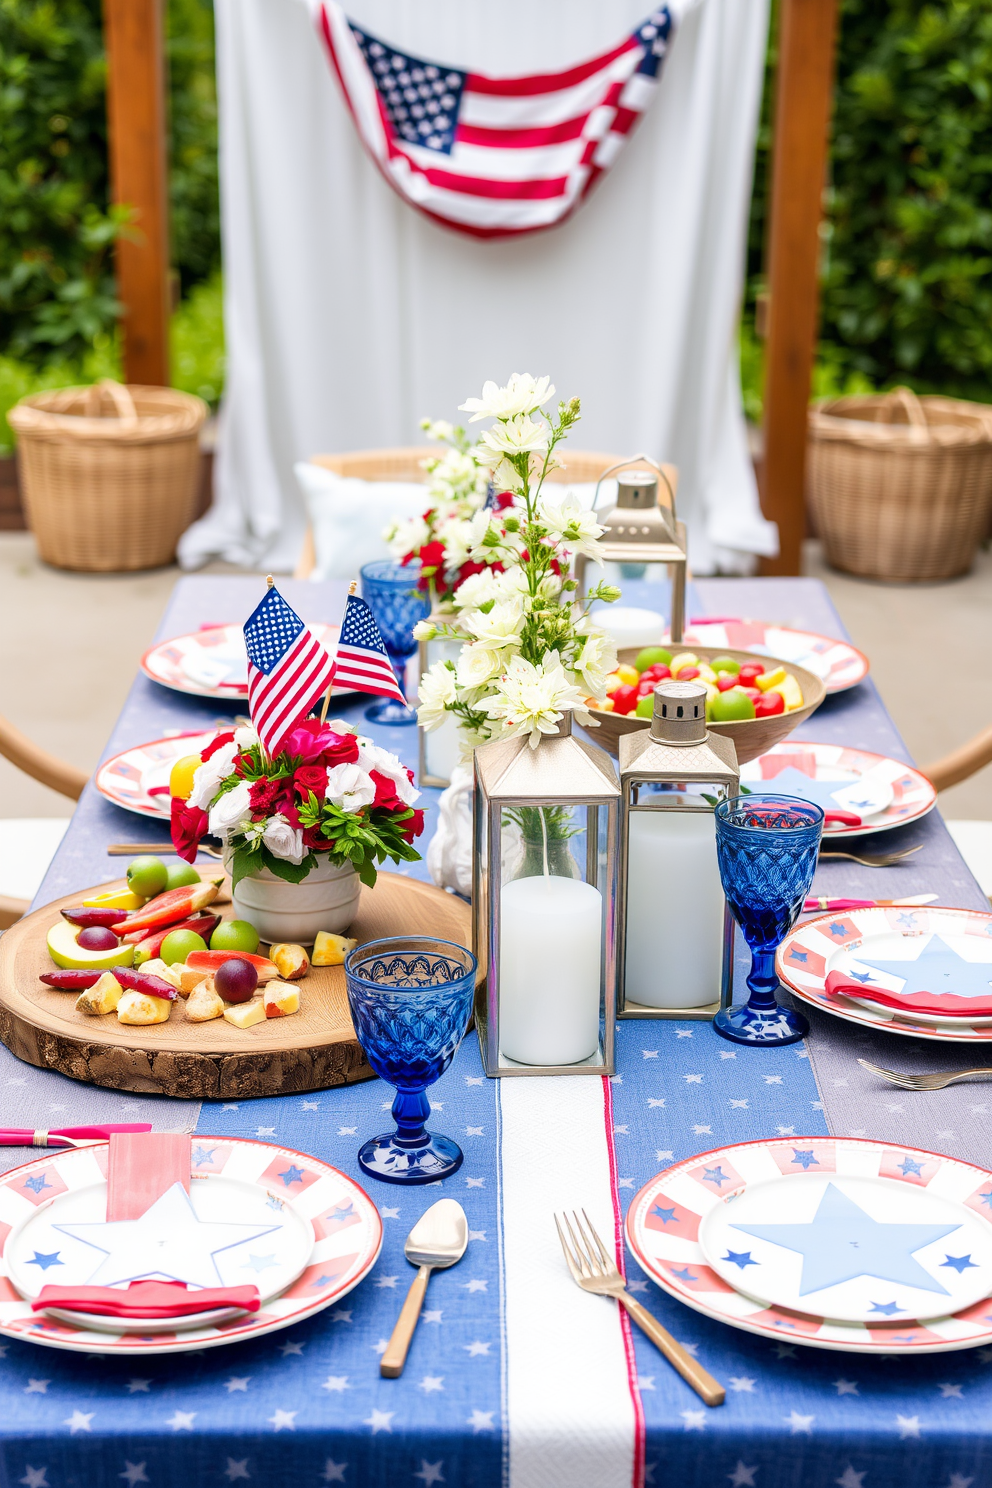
[182,0,776,575]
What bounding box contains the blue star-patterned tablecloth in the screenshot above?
[1,575,991,1488]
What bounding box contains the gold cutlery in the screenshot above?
[818,844,923,868]
[555,1208,725,1406]
[107,842,224,859]
[858,1059,992,1091]
[381,1199,468,1378]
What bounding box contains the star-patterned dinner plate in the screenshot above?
[0,1138,382,1355]
[95,729,222,820]
[671,621,869,694]
[777,907,992,1041]
[739,742,936,838]
[141,623,349,700]
[627,1136,992,1354]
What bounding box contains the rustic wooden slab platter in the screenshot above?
[0,874,470,1100]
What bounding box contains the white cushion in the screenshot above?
[294,463,427,582]
[946,820,992,898]
[0,819,70,902]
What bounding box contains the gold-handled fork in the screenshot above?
[554,1209,725,1406]
[858,1059,992,1091]
[819,844,923,868]
[106,842,224,859]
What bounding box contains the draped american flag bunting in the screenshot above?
[314,1,676,239]
[243,587,336,756]
[332,593,407,703]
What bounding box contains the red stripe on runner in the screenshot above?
[455,116,587,148]
[602,1075,645,1488]
[465,35,638,96]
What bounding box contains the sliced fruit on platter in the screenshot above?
[186,949,279,982]
[82,887,144,912]
[127,912,220,963]
[46,920,134,972]
[111,880,220,934]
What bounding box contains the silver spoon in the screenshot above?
[380,1198,468,1378]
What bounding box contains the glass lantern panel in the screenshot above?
[496,802,605,1068]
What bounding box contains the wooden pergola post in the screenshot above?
[104,0,170,386]
[759,0,840,575]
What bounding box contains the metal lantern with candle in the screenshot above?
[574,457,687,645]
[472,714,621,1076]
[618,680,739,1020]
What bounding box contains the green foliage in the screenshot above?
[167,0,220,294]
[171,268,224,406]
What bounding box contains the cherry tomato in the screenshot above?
[611,684,639,715]
[738,663,764,684]
[636,679,657,697]
[644,664,672,682]
[676,666,700,681]
[716,674,739,692]
[741,686,761,702]
[754,690,785,717]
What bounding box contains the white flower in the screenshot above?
[207,778,252,839]
[456,643,503,690]
[452,568,501,610]
[417,662,459,730]
[412,618,437,641]
[384,515,430,559]
[480,652,592,748]
[477,415,549,460]
[359,742,421,806]
[424,418,454,442]
[459,374,555,423]
[462,598,525,651]
[540,499,605,565]
[493,566,530,600]
[434,512,475,568]
[188,741,239,812]
[573,627,617,696]
[233,724,258,750]
[262,813,306,865]
[325,762,376,813]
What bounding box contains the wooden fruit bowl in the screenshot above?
[586,646,826,764]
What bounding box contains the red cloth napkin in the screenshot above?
[107,1132,191,1222]
[825,970,992,1019]
[33,1280,260,1319]
[0,1124,151,1148]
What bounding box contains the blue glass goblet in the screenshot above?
[713,794,824,1047]
[344,936,477,1184]
[359,560,431,725]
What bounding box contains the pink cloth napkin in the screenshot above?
[0,1124,152,1148]
[824,970,992,1020]
[34,1279,260,1319]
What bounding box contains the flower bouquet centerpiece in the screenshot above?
[414,374,619,890]
[171,586,425,943]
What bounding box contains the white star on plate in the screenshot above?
[20,1469,49,1488]
[269,1409,296,1431]
[729,1376,756,1392]
[419,1376,444,1393]
[125,1379,151,1394]
[785,1411,814,1434]
[896,1416,921,1439]
[323,1376,350,1393]
[365,1409,394,1434]
[464,1341,490,1356]
[225,1377,251,1392]
[469,1231,486,1242]
[465,1178,484,1188]
[422,1309,443,1323]
[681,1409,706,1431]
[648,1098,666,1109]
[321,1463,347,1484]
[65,1411,93,1435]
[462,1279,487,1293]
[278,1340,305,1356]
[167,1410,196,1431]
[414,1463,445,1487]
[375,1276,399,1289]
[54,1182,279,1289]
[938,1383,964,1398]
[835,1469,865,1488]
[119,1463,149,1486]
[728,1463,757,1488]
[465,1127,483,1137]
[224,1460,250,1482]
[255,1127,275,1136]
[381,1208,400,1219]
[24,1380,49,1394]
[467,1410,494,1432]
[834,1379,859,1395]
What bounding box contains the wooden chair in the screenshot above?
[922,729,992,899]
[294,447,677,580]
[0,714,88,929]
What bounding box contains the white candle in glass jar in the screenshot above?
[624,809,724,1008]
[592,606,666,650]
[424,715,461,782]
[498,875,602,1065]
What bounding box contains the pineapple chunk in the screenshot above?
[186,978,225,1022]
[179,966,209,997]
[223,999,267,1030]
[75,972,123,1016]
[117,990,171,1025]
[312,931,357,967]
[263,981,300,1018]
[771,673,805,711]
[755,666,787,693]
[140,958,184,990]
[269,943,310,980]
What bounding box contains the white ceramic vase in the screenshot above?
[427,764,474,898]
[229,855,361,945]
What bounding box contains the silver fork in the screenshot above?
[819,844,923,868]
[858,1059,992,1091]
[554,1208,725,1406]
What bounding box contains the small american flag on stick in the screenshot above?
[244,584,337,756]
[332,593,407,703]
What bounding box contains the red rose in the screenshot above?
[283,719,359,766]
[400,809,425,844]
[249,778,288,816]
[302,824,330,850]
[369,769,403,810]
[418,540,446,572]
[232,751,254,778]
[294,764,328,800]
[170,798,209,863]
[494,491,516,511]
[201,730,236,762]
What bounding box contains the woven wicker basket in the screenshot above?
[8,381,208,572]
[807,387,992,582]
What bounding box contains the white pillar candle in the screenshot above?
[498,875,602,1066]
[593,606,666,650]
[624,809,725,1008]
[423,715,461,783]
